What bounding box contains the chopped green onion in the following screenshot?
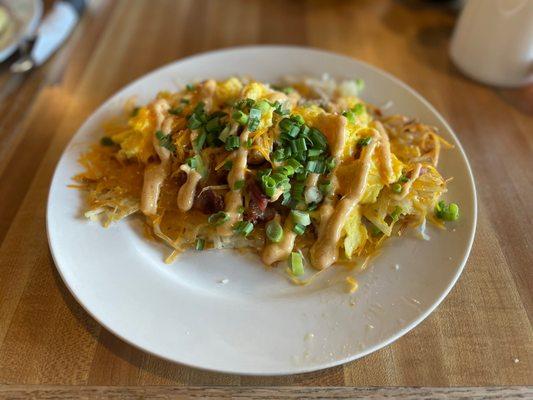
[307,202,318,211]
[256,100,271,113]
[353,103,365,115]
[309,128,328,150]
[224,160,233,170]
[398,174,409,183]
[292,223,306,235]
[247,107,262,132]
[232,110,249,125]
[169,107,183,116]
[299,125,310,138]
[195,238,205,250]
[188,113,203,129]
[237,205,245,214]
[292,114,305,125]
[357,136,372,147]
[290,210,311,226]
[295,137,307,154]
[319,180,333,195]
[292,182,305,202]
[325,156,337,172]
[100,136,115,146]
[391,182,402,193]
[272,148,288,162]
[390,206,402,222]
[233,220,254,236]
[306,160,325,174]
[370,225,382,236]
[279,118,294,132]
[277,165,295,176]
[281,191,292,206]
[282,86,295,94]
[180,98,190,104]
[155,130,176,152]
[342,110,356,124]
[225,136,240,151]
[435,201,460,221]
[266,220,283,243]
[307,148,323,158]
[205,117,221,133]
[261,175,277,198]
[208,211,230,226]
[286,158,303,173]
[186,83,195,91]
[234,179,245,190]
[194,129,207,152]
[218,126,231,143]
[246,138,253,148]
[289,251,304,276]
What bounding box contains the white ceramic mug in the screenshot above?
[450,0,533,87]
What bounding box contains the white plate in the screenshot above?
[47,46,477,375]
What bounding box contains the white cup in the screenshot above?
[450,0,533,87]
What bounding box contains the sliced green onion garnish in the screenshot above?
[186,83,195,91]
[225,135,240,151]
[208,211,230,226]
[289,252,304,276]
[306,160,325,174]
[435,201,460,221]
[194,129,207,152]
[281,191,292,206]
[195,238,205,250]
[290,210,311,226]
[232,110,249,125]
[188,114,203,129]
[287,125,300,138]
[391,183,402,193]
[288,252,304,276]
[237,205,245,214]
[234,179,245,190]
[370,225,382,236]
[277,165,294,176]
[261,175,277,198]
[398,174,409,183]
[100,136,114,146]
[353,103,365,115]
[279,117,293,132]
[169,107,183,116]
[309,128,328,150]
[205,117,221,133]
[292,182,305,202]
[292,223,306,235]
[218,126,231,143]
[295,137,307,154]
[390,206,402,222]
[292,114,305,125]
[155,130,176,152]
[266,220,283,243]
[357,136,372,147]
[256,100,271,113]
[342,110,356,124]
[233,220,254,236]
[224,160,233,170]
[180,98,190,104]
[325,157,337,172]
[319,180,333,195]
[307,148,323,158]
[286,158,303,173]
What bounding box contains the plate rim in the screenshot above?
[46,45,478,376]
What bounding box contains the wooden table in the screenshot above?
[0,0,531,398]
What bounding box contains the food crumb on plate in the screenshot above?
[394,264,400,271]
[218,278,229,284]
[513,358,520,363]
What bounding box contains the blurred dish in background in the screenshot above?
[450,0,533,87]
[0,0,42,62]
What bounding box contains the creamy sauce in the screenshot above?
[393,162,422,200]
[140,163,168,215]
[201,79,217,112]
[373,121,394,184]
[310,140,378,270]
[218,129,250,236]
[261,218,297,265]
[177,165,202,212]
[141,99,171,215]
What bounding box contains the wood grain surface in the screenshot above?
[0,0,531,392]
